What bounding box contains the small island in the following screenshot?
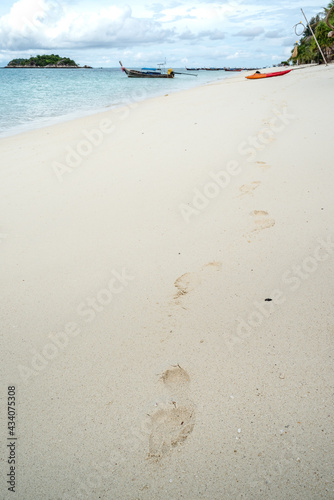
[6,54,92,68]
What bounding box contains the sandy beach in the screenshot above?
[1,63,333,499]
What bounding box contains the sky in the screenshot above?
[0,0,329,67]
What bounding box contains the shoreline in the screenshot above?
[0,63,325,140]
[0,67,234,140]
[1,62,333,499]
[0,68,232,140]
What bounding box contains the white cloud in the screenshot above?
[179,29,197,40]
[0,0,174,50]
[178,28,225,41]
[202,29,225,40]
[265,30,283,39]
[0,0,325,67]
[235,27,265,39]
[226,49,252,60]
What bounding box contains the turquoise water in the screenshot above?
[0,67,231,137]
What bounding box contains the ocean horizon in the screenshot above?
[0,67,233,138]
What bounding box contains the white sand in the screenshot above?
[1,64,334,499]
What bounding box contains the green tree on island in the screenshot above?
[7,54,78,67]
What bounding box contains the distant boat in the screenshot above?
[246,69,292,80]
[224,68,243,72]
[185,67,245,71]
[119,61,174,78]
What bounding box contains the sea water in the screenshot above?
[0,67,231,138]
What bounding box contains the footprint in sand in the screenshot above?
[239,181,261,197]
[174,262,222,305]
[174,272,201,301]
[148,365,195,459]
[251,210,275,231]
[256,161,271,170]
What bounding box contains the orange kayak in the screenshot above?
[246,69,292,79]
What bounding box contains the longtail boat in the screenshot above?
[119,61,174,78]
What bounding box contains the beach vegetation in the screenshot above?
[312,21,334,48]
[290,2,334,64]
[7,54,78,67]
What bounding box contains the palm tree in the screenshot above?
[325,2,334,29]
[291,2,334,63]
